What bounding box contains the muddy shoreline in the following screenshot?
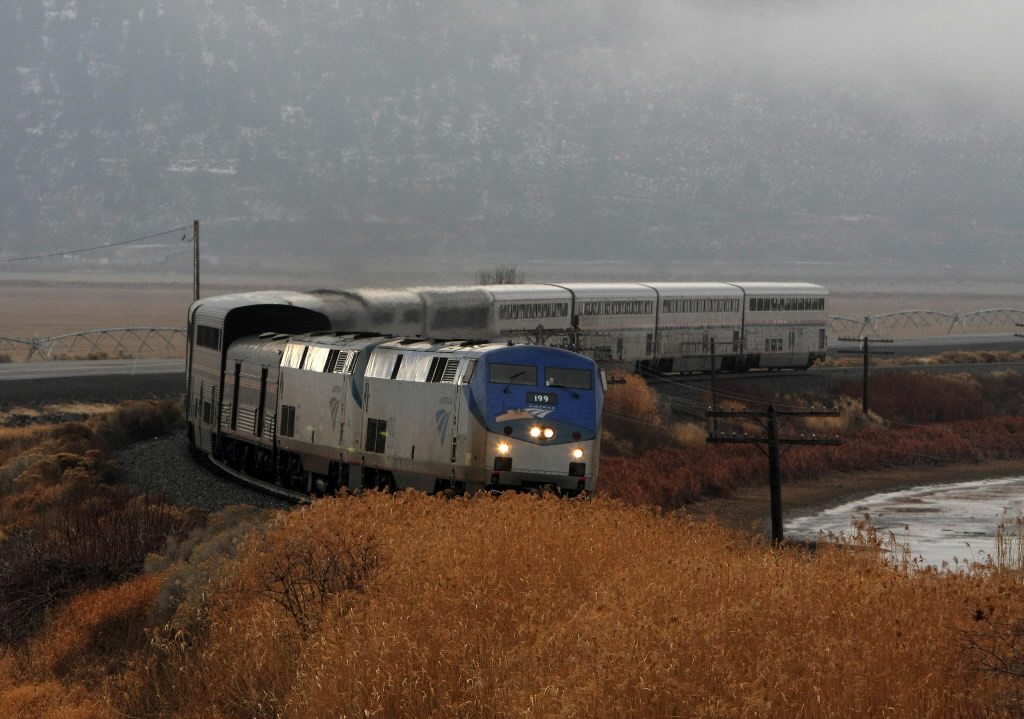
[686,458,1024,535]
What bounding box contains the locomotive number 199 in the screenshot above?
[527,392,558,405]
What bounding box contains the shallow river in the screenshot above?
[786,475,1024,569]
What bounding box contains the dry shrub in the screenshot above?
[1,424,106,501]
[820,350,1024,368]
[838,370,1024,423]
[28,572,165,684]
[801,395,883,434]
[601,416,1024,510]
[146,504,277,627]
[992,514,1024,574]
[119,493,1024,717]
[85,400,182,451]
[602,374,676,455]
[240,523,378,638]
[0,489,197,642]
[671,420,706,446]
[0,680,117,719]
[0,425,54,467]
[135,507,378,718]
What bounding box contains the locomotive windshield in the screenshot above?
[489,363,538,385]
[544,367,592,390]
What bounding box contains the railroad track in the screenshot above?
[206,455,311,505]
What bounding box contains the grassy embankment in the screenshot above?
[0,377,1023,716]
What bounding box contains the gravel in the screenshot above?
[116,429,293,512]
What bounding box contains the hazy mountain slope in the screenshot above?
[3,0,1022,269]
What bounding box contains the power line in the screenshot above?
[0,226,189,264]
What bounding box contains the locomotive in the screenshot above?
[186,293,603,496]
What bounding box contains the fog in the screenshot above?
[2,0,1023,284]
[635,1,1024,117]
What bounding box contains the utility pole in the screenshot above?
[838,336,894,415]
[192,219,200,303]
[709,337,718,436]
[707,404,841,543]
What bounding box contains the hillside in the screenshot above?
[3,1,1024,273]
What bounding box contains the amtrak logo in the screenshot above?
[435,408,451,443]
[328,386,343,425]
[495,408,555,422]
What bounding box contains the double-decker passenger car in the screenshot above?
[186,282,828,386]
[187,294,602,496]
[482,281,828,371]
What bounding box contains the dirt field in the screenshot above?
[0,280,192,337]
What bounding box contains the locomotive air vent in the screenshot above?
[426,356,461,383]
[441,360,460,383]
[326,350,351,374]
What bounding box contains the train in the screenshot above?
[186,281,828,374]
[186,292,603,496]
[184,281,826,496]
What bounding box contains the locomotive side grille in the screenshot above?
[366,418,387,453]
[264,413,276,438]
[280,405,296,437]
[441,359,460,383]
[236,406,258,435]
[426,357,445,382]
[427,357,458,383]
[327,349,352,373]
[195,325,222,350]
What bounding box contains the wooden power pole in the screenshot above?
[192,219,200,303]
[838,336,894,414]
[707,404,841,543]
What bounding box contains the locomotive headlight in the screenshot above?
[572,448,584,460]
[497,441,511,455]
[529,426,543,439]
[542,427,555,439]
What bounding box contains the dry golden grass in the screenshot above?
[602,373,675,455]
[819,350,1024,368]
[27,572,166,683]
[2,384,1024,716]
[0,425,54,467]
[994,515,1024,573]
[120,493,1024,718]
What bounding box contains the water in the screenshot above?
[786,476,1024,569]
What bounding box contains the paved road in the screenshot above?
[0,359,185,405]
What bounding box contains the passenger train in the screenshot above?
[184,281,826,496]
[186,293,603,496]
[186,281,828,375]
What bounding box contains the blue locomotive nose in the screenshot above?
[475,346,602,445]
